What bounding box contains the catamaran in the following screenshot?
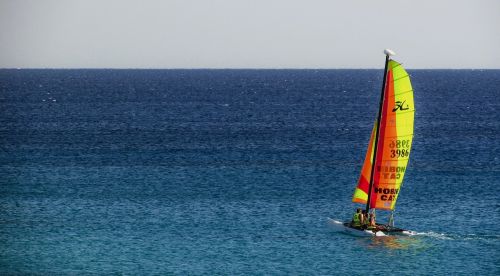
[328,49,416,237]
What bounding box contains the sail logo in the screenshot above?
[377,165,406,180]
[392,100,409,112]
[374,187,399,201]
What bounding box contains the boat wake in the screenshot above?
[413,231,453,240]
[412,231,500,241]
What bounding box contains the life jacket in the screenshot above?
[352,213,361,226]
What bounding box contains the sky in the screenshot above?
[0,0,499,69]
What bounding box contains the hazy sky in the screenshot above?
[1,0,499,68]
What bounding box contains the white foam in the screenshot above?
[413,231,453,240]
[413,231,500,241]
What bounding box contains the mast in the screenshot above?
[365,49,393,213]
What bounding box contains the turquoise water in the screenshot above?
[1,69,499,274]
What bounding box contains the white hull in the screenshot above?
[327,218,386,237]
[327,218,416,237]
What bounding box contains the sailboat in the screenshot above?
[328,49,416,237]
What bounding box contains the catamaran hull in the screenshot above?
[327,218,386,237]
[327,218,415,237]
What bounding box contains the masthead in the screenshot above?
[384,49,396,56]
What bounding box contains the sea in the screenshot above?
[0,69,499,275]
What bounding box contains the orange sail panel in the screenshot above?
[352,122,376,204]
[352,60,415,210]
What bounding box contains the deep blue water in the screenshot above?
[0,69,499,274]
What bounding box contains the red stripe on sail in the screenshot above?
[358,176,370,192]
[370,70,393,209]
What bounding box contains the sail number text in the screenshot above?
[389,139,410,158]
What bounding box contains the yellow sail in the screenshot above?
[352,60,415,210]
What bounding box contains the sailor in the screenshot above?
[367,213,376,229]
[351,208,362,228]
[361,210,368,226]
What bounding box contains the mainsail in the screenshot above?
[352,60,415,210]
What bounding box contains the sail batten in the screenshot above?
[382,134,414,139]
[352,60,414,211]
[394,89,413,95]
[393,75,410,82]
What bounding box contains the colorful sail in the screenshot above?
[352,122,376,204]
[352,60,415,210]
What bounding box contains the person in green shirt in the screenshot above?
[351,208,362,228]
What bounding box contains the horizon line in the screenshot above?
[1,67,499,70]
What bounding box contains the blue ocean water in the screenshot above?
[0,69,499,274]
